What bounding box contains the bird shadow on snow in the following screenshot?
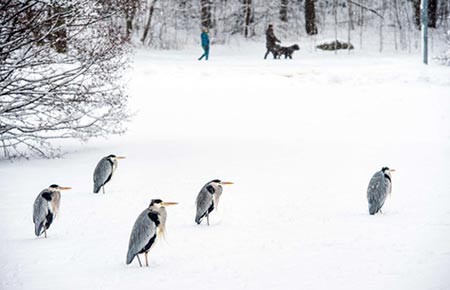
[122,261,162,270]
[334,209,401,220]
[175,223,223,232]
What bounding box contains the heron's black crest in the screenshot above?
[381,167,390,172]
[210,179,221,183]
[150,199,163,206]
[49,184,59,188]
[107,154,116,158]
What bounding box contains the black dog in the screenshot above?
[275,44,300,59]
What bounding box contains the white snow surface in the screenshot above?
[1,44,450,290]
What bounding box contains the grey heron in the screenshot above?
[126,199,178,267]
[93,154,125,194]
[367,167,395,215]
[195,179,233,225]
[33,184,72,238]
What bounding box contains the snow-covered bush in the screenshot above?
[0,1,131,159]
[435,30,450,66]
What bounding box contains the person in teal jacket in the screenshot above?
[198,28,210,61]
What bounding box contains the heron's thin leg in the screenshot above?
[136,255,143,267]
[380,209,383,214]
[102,186,105,194]
[206,213,209,226]
[145,252,149,267]
[44,228,47,238]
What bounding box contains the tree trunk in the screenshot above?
[280,0,288,22]
[125,3,137,41]
[333,0,338,54]
[201,0,212,28]
[413,0,421,28]
[379,0,386,52]
[438,0,449,28]
[141,0,157,44]
[413,0,437,29]
[428,0,437,28]
[243,0,253,38]
[47,4,67,53]
[305,0,318,35]
[359,0,364,49]
[347,0,352,53]
[347,0,354,30]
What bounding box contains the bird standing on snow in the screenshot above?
[33,184,72,238]
[126,199,178,267]
[367,167,395,215]
[195,179,233,225]
[93,154,125,194]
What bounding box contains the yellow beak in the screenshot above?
[390,169,396,172]
[161,202,178,206]
[59,186,72,190]
[116,156,126,160]
[220,181,234,185]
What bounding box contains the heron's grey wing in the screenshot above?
[367,172,388,214]
[33,192,49,236]
[93,158,113,193]
[195,187,213,223]
[126,209,157,264]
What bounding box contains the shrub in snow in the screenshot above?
[435,31,450,66]
[316,40,354,51]
[0,1,131,159]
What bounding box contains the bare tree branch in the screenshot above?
[0,0,131,159]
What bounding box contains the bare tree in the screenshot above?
[411,0,438,29]
[242,0,253,38]
[201,0,213,28]
[280,0,288,22]
[436,30,450,65]
[347,0,353,53]
[305,0,318,35]
[141,0,158,44]
[333,0,338,54]
[428,0,438,28]
[409,0,421,28]
[0,0,130,159]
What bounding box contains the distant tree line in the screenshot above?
[114,0,449,48]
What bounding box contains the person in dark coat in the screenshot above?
[198,28,210,61]
[264,24,281,59]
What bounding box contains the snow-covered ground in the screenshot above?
[1,44,450,290]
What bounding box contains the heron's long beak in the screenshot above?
[58,186,72,190]
[220,181,234,185]
[116,156,126,160]
[390,169,396,172]
[161,202,178,206]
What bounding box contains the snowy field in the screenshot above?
[1,44,450,290]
